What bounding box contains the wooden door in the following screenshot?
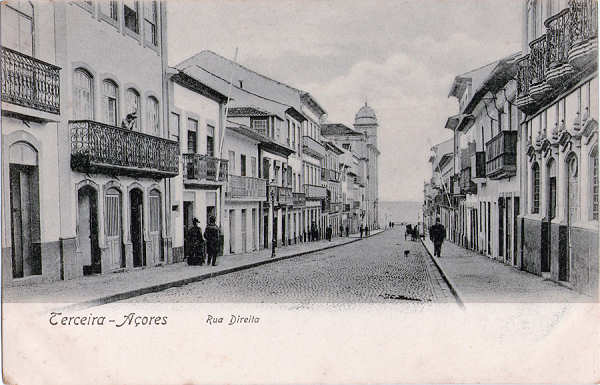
[78,189,92,268]
[241,209,247,253]
[105,188,123,269]
[149,190,163,264]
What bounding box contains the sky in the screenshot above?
[167,0,523,202]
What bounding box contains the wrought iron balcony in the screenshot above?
[486,131,517,179]
[302,136,326,159]
[70,120,179,178]
[1,46,61,115]
[304,184,327,200]
[183,154,228,183]
[516,0,597,112]
[266,185,293,206]
[292,192,306,207]
[226,175,266,200]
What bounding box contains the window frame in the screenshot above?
[146,96,160,136]
[123,0,140,35]
[102,79,119,126]
[125,88,141,131]
[73,68,94,120]
[2,1,35,56]
[143,1,158,47]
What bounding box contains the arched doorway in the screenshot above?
[105,187,124,269]
[78,185,100,275]
[9,142,41,278]
[130,188,145,267]
[148,189,163,263]
[564,154,579,281]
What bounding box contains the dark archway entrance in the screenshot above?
[130,188,145,267]
[78,185,100,275]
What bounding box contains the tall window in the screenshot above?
[100,0,118,21]
[146,96,159,135]
[1,1,34,56]
[548,159,557,220]
[144,1,158,46]
[206,124,215,157]
[251,156,257,177]
[292,122,296,149]
[187,118,197,153]
[286,119,291,145]
[124,0,139,33]
[102,80,118,126]
[228,150,236,174]
[126,88,140,130]
[592,147,598,220]
[169,112,180,139]
[73,69,93,120]
[240,154,246,177]
[532,162,540,214]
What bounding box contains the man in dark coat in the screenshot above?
[204,216,221,266]
[360,225,364,238]
[326,224,332,241]
[187,218,205,265]
[339,224,344,238]
[429,217,446,258]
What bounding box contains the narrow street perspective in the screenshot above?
[116,226,453,303]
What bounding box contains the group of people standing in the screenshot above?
[359,224,371,238]
[185,216,222,266]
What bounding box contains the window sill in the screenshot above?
[123,27,142,44]
[98,12,119,30]
[144,39,161,55]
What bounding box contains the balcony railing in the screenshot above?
[183,154,228,182]
[70,120,179,178]
[266,185,293,206]
[486,131,517,179]
[516,0,597,110]
[302,136,326,159]
[304,184,327,200]
[227,175,266,200]
[293,192,306,206]
[1,46,61,114]
[529,35,549,86]
[329,202,342,213]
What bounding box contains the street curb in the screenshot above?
[419,238,466,309]
[61,230,385,311]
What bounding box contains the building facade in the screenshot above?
[2,1,177,284]
[517,0,598,297]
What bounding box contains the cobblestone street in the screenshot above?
[119,228,454,303]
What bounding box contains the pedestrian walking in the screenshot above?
[326,224,332,241]
[429,217,446,258]
[405,224,412,240]
[345,225,349,237]
[186,218,205,265]
[204,216,221,266]
[339,224,344,238]
[360,225,364,238]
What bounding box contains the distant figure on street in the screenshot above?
[339,224,344,238]
[366,225,370,237]
[359,225,364,238]
[311,222,317,241]
[326,225,332,241]
[187,218,205,265]
[345,225,349,237]
[204,216,221,266]
[429,217,446,258]
[405,224,412,240]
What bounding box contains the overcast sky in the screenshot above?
[168,0,522,202]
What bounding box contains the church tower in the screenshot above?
[354,102,380,228]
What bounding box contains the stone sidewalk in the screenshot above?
[3,230,384,308]
[421,238,593,303]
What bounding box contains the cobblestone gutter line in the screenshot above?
[419,238,465,309]
[62,230,387,311]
